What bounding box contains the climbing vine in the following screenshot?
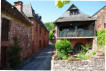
[97,30,105,46]
[8,36,22,68]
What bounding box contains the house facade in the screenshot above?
[14,2,49,53]
[1,0,49,69]
[93,6,106,31]
[54,4,97,53]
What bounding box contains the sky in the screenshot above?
[7,0,106,23]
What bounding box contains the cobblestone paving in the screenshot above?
[20,44,55,70]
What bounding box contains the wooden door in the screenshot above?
[1,47,7,68]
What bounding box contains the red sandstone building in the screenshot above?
[93,6,106,31]
[1,0,49,69]
[54,4,97,53]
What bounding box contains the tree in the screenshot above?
[55,0,70,8]
[49,31,54,40]
[44,22,54,31]
[44,22,54,40]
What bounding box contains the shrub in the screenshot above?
[55,40,71,60]
[8,36,22,68]
[97,30,105,46]
[76,51,96,60]
[49,31,54,40]
[81,44,92,54]
[76,44,93,60]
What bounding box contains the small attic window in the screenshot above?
[70,10,79,15]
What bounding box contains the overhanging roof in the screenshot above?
[55,4,95,23]
[23,4,49,32]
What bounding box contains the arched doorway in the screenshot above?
[73,43,84,54]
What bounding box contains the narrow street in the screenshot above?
[19,44,55,70]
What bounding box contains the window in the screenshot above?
[40,27,41,34]
[70,10,79,15]
[104,23,106,28]
[36,24,38,31]
[1,18,10,41]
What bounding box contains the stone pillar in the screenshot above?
[92,37,97,51]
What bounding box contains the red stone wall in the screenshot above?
[1,13,49,69]
[31,18,49,53]
[68,38,92,48]
[1,1,49,69]
[1,13,33,69]
[9,20,32,60]
[56,38,93,48]
[93,6,106,31]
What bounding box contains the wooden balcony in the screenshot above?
[57,29,95,37]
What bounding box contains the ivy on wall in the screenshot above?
[97,30,105,46]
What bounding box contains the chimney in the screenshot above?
[39,16,42,20]
[14,1,23,13]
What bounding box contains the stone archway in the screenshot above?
[73,43,84,54]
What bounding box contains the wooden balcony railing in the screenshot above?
[58,29,95,37]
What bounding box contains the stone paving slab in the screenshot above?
[19,44,55,70]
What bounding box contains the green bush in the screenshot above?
[49,31,54,40]
[97,30,105,46]
[92,52,96,55]
[55,40,71,60]
[81,44,92,54]
[76,51,96,60]
[76,44,93,60]
[8,36,22,68]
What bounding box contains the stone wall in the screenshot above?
[31,18,49,53]
[93,6,106,31]
[51,56,105,71]
[1,12,32,59]
[9,20,32,60]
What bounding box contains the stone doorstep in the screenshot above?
[68,58,80,61]
[96,52,104,56]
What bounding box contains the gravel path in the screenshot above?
[19,44,55,70]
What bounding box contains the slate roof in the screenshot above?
[55,4,95,23]
[23,4,48,31]
[23,4,42,23]
[23,4,34,17]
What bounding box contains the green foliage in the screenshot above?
[44,22,54,40]
[49,31,54,40]
[97,30,105,46]
[76,44,93,60]
[55,0,70,8]
[76,51,96,60]
[81,44,92,54]
[92,52,96,55]
[8,36,22,68]
[44,22,54,31]
[55,40,71,60]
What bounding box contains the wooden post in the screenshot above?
[57,26,59,37]
[94,21,96,36]
[75,26,78,37]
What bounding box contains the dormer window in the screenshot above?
[70,10,79,15]
[68,4,79,15]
